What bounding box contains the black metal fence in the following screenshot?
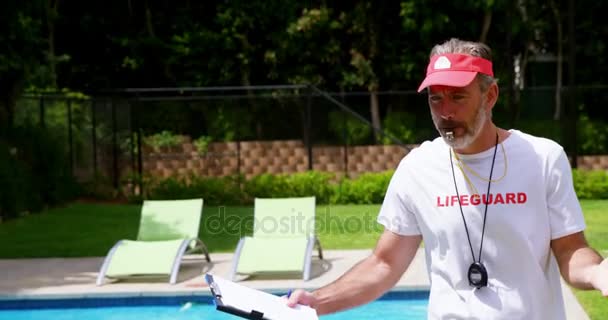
[13,84,608,196]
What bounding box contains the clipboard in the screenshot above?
[205,273,318,320]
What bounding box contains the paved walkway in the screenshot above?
[0,249,588,319]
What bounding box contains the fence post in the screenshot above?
[111,98,118,190]
[237,139,241,178]
[341,92,349,177]
[306,86,313,171]
[39,96,45,128]
[128,100,136,196]
[567,0,578,168]
[135,95,144,197]
[92,99,98,176]
[67,99,74,177]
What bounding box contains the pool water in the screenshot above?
[0,291,428,320]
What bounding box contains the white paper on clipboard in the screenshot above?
[205,273,318,320]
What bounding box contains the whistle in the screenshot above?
[446,131,454,141]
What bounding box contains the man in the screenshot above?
[287,38,607,319]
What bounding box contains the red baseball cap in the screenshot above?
[417,53,494,92]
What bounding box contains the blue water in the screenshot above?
[0,291,428,320]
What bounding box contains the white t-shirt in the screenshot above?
[377,129,586,320]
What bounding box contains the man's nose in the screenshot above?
[438,103,456,120]
[440,113,454,120]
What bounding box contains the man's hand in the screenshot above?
[590,258,608,296]
[552,232,606,292]
[285,289,318,309]
[284,231,421,315]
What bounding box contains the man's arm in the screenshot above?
[551,231,608,296]
[287,229,422,315]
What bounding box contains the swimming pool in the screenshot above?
[0,290,428,320]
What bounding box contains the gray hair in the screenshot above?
[429,38,497,92]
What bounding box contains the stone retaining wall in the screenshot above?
[143,140,608,179]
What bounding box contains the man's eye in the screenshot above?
[429,96,442,102]
[452,95,464,100]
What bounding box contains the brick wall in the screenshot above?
[143,140,608,179]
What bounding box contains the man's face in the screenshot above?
[428,80,488,149]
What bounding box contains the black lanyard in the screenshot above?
[449,132,499,288]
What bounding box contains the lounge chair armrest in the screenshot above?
[187,238,211,263]
[96,240,126,286]
[314,236,323,260]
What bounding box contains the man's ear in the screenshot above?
[485,83,499,110]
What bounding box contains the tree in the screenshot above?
[0,0,45,135]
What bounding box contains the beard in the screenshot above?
[432,103,488,149]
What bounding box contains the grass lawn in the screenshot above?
[0,203,384,257]
[0,200,605,318]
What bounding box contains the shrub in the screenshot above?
[128,168,608,208]
[145,174,244,205]
[381,112,417,144]
[328,110,371,145]
[285,171,334,204]
[572,169,608,199]
[578,115,608,155]
[0,144,35,219]
[243,171,335,203]
[194,135,213,155]
[144,131,184,151]
[0,125,79,220]
[332,170,394,204]
[243,174,290,200]
[141,170,395,205]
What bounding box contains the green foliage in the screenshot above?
[381,111,417,144]
[0,124,79,220]
[0,144,34,219]
[143,170,376,205]
[328,110,371,145]
[206,106,253,141]
[243,174,290,199]
[80,173,118,201]
[13,125,79,205]
[280,6,346,85]
[145,175,244,206]
[243,172,333,202]
[286,171,335,203]
[341,49,377,90]
[515,119,563,144]
[578,115,608,155]
[331,171,394,204]
[194,135,213,154]
[572,169,608,199]
[144,131,184,151]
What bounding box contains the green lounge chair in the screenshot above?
[96,198,211,285]
[230,197,323,281]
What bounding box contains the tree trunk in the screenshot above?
[241,68,261,140]
[550,0,563,120]
[513,48,530,126]
[505,2,518,128]
[479,11,492,43]
[46,0,59,88]
[144,0,155,37]
[367,9,381,144]
[238,35,259,140]
[369,88,381,143]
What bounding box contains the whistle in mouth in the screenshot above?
[446,131,454,141]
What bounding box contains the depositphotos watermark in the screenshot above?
[203,206,388,237]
